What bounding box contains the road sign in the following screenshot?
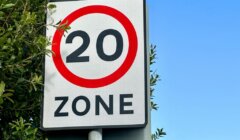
[42,0,147,130]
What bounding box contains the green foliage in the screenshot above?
[150,45,160,110]
[150,45,157,65]
[3,117,38,140]
[152,128,167,140]
[0,0,49,139]
[0,81,14,108]
[150,45,166,139]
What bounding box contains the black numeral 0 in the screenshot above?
[66,29,123,63]
[97,29,123,61]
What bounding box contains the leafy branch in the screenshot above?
[150,45,166,139]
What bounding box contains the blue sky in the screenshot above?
[147,0,240,140]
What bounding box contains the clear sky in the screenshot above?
[147,0,240,140]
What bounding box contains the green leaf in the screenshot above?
[0,98,3,105]
[2,3,15,9]
[48,4,56,9]
[2,93,14,103]
[5,96,14,103]
[0,81,5,95]
[2,93,13,97]
[17,78,25,83]
[0,11,5,17]
[151,101,158,110]
[152,128,166,140]
[56,20,62,25]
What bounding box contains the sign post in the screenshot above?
[42,0,150,139]
[89,129,102,140]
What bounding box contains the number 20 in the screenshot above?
[66,29,123,63]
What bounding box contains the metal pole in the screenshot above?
[88,129,102,140]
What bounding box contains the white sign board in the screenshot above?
[42,0,147,130]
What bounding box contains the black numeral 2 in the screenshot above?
[66,29,123,63]
[66,31,90,63]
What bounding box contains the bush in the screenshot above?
[0,0,48,139]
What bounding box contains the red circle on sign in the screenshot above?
[52,5,138,88]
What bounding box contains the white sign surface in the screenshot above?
[42,0,147,130]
